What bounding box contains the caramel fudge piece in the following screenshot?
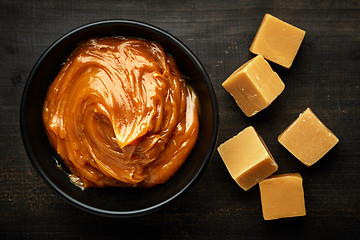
[259,173,306,220]
[250,14,306,68]
[222,55,284,117]
[217,126,278,191]
[278,108,339,166]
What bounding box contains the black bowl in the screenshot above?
[20,20,219,217]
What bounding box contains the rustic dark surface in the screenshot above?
[1,0,359,239]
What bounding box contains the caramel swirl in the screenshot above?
[43,37,199,188]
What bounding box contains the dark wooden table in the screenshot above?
[1,0,359,239]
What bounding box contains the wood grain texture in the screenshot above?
[1,0,359,239]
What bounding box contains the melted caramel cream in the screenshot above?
[43,37,199,188]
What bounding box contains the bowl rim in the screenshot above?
[20,19,219,217]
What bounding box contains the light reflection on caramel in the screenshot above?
[43,37,199,188]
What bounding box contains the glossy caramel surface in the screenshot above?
[43,37,199,188]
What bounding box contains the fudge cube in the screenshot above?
[217,126,278,191]
[259,173,306,220]
[222,55,285,117]
[250,14,306,68]
[278,108,339,166]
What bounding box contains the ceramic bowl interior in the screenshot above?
[20,20,218,217]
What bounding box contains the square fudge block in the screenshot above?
[222,55,285,117]
[250,14,306,68]
[278,108,339,166]
[217,126,278,191]
[259,173,306,220]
